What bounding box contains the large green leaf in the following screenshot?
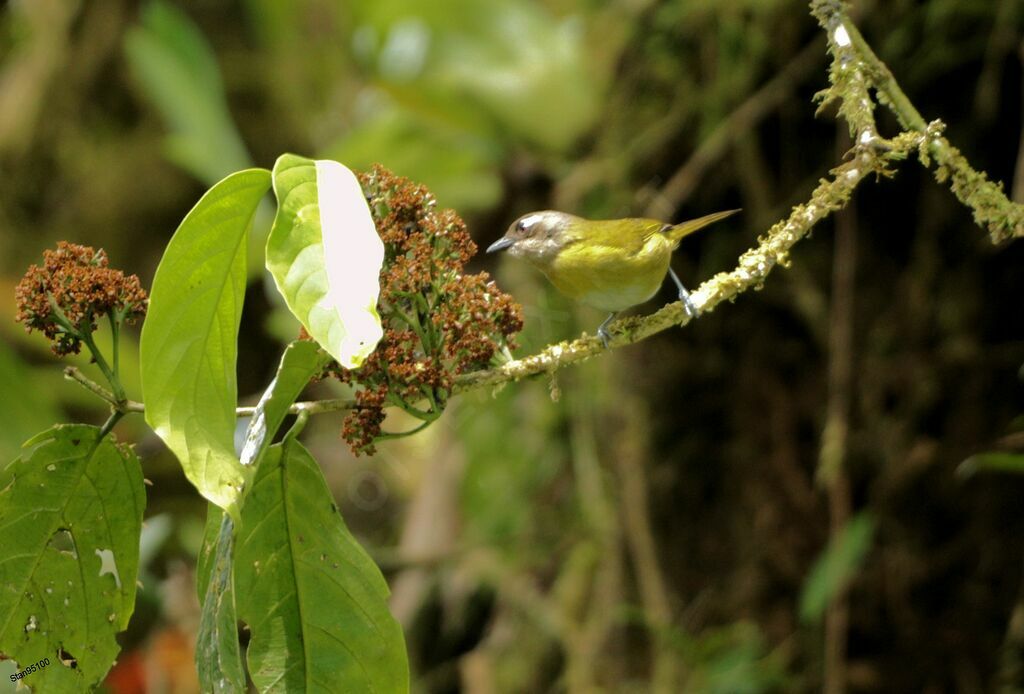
[0,425,145,692]
[267,154,385,369]
[235,433,408,692]
[140,168,271,516]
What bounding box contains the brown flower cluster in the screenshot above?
[330,165,523,455]
[15,242,148,356]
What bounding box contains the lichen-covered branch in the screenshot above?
[454,131,925,394]
[811,0,1024,243]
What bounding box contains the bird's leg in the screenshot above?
[668,267,698,318]
[596,312,617,348]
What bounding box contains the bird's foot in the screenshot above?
[679,288,698,319]
[596,312,617,348]
[669,267,699,320]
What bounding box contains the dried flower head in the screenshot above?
[15,242,148,356]
[328,165,523,454]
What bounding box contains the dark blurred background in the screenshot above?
[1,0,1024,692]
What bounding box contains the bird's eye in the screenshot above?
[516,221,526,232]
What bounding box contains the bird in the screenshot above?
[487,209,739,346]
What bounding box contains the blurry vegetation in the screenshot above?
[2,0,1024,691]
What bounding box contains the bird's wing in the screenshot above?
[569,218,666,256]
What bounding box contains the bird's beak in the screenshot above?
[486,237,515,254]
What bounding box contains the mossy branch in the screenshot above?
[455,132,924,394]
[811,0,1024,243]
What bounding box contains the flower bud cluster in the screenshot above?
[331,165,522,454]
[15,242,147,356]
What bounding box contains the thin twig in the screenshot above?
[64,364,354,417]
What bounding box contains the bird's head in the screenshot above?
[487,211,579,267]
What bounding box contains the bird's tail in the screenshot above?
[664,209,741,246]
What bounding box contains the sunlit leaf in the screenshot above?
[267,154,385,369]
[799,513,875,623]
[0,425,145,692]
[235,433,408,692]
[140,168,271,516]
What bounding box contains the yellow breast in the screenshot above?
[543,233,673,312]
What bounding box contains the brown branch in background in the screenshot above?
[1014,41,1024,204]
[644,38,825,220]
[615,399,680,690]
[818,128,857,694]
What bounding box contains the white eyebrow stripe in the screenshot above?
[520,214,544,229]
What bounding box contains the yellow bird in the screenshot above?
[487,209,739,345]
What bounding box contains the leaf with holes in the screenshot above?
[234,432,408,692]
[140,168,271,516]
[0,425,145,692]
[266,154,385,369]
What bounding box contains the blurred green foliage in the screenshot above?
[2,0,1024,691]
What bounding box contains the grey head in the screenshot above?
[486,210,579,266]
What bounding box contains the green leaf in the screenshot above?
[124,1,252,184]
[195,514,246,694]
[140,168,271,516]
[239,340,331,468]
[196,339,328,595]
[235,434,409,692]
[267,154,385,369]
[799,513,875,624]
[0,425,145,692]
[194,340,330,692]
[957,452,1024,477]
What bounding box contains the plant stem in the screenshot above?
[109,311,121,389]
[376,419,433,440]
[80,323,126,404]
[98,409,124,438]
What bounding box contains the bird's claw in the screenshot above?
[597,326,611,348]
[680,290,698,319]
